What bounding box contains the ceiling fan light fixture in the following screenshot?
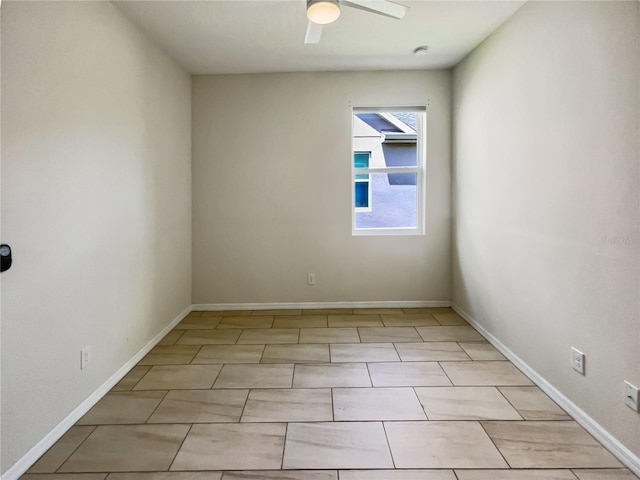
[307,0,341,25]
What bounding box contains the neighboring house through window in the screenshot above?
[351,107,426,235]
[354,152,371,211]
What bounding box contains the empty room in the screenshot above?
[1,1,639,479]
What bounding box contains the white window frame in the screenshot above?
[351,106,426,236]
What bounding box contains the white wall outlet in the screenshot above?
[571,347,585,375]
[81,345,92,370]
[307,273,316,285]
[624,381,639,412]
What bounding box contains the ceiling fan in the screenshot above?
[304,0,408,44]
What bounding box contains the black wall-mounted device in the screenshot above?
[1,244,13,272]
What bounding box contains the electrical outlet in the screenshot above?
[307,273,316,285]
[81,346,92,370]
[624,381,639,412]
[571,347,585,375]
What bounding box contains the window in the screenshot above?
[351,107,426,235]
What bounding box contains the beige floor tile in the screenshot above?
[358,327,422,343]
[381,314,439,327]
[21,475,108,480]
[416,326,484,342]
[158,330,186,345]
[222,471,337,480]
[415,387,522,420]
[330,343,399,362]
[498,386,570,420]
[273,315,328,328]
[368,362,451,387]
[573,469,639,479]
[299,328,360,344]
[77,391,167,425]
[385,421,508,468]
[171,423,286,470]
[440,361,533,386]
[139,345,201,365]
[395,342,470,361]
[340,471,456,480]
[134,365,222,390]
[303,308,352,315]
[237,328,299,344]
[333,387,426,420]
[192,345,265,364]
[327,314,382,327]
[176,329,242,345]
[108,474,223,480]
[177,317,222,329]
[482,421,623,468]
[293,363,371,387]
[455,470,578,479]
[252,309,302,316]
[459,342,506,360]
[27,426,96,473]
[241,388,332,422]
[148,389,248,423]
[213,364,294,388]
[59,425,189,472]
[111,366,151,391]
[217,316,274,329]
[433,313,468,325]
[283,422,393,469]
[353,308,405,315]
[186,311,203,317]
[262,344,329,363]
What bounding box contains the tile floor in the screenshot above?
[22,308,639,480]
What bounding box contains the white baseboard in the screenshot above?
[1,305,192,480]
[193,300,451,311]
[451,303,640,477]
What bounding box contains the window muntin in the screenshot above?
[351,107,426,235]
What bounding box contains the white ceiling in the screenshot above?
[114,0,526,74]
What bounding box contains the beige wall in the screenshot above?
[192,71,451,305]
[453,0,639,459]
[1,1,192,473]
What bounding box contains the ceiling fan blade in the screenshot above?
[304,21,323,43]
[341,0,408,19]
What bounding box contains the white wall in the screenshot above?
[453,0,639,460]
[192,71,451,305]
[1,1,192,474]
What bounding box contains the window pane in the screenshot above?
[354,152,370,180]
[354,152,370,169]
[355,172,417,229]
[354,181,369,208]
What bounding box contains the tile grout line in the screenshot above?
[237,387,251,423]
[143,389,171,424]
[209,363,224,389]
[381,421,397,469]
[331,387,336,421]
[280,421,289,469]
[166,423,194,472]
[410,386,429,421]
[495,386,525,421]
[50,425,97,474]
[364,362,374,388]
[478,420,512,469]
